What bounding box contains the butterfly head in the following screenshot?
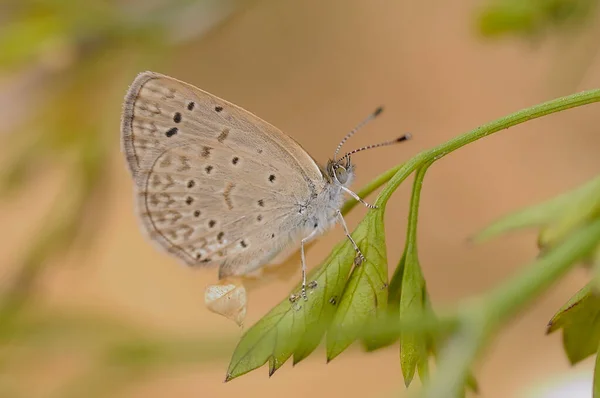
[326,156,355,187]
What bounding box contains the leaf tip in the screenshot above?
[292,355,304,366]
[326,342,341,363]
[545,320,556,334]
[224,373,233,383]
[466,372,480,393]
[268,357,278,377]
[401,360,416,388]
[326,344,346,363]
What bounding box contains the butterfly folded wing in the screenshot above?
[138,144,300,273]
[121,72,326,277]
[121,71,322,185]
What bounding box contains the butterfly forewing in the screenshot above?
[121,72,325,276]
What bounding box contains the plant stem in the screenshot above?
[383,88,600,395]
[340,163,404,216]
[378,88,600,205]
[422,219,600,397]
[405,162,433,248]
[421,315,486,398]
[484,218,600,326]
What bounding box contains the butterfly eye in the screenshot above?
[335,165,349,185]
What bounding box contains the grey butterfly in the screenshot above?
[121,71,410,299]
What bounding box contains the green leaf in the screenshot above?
[389,252,407,306]
[475,175,600,242]
[383,164,434,387]
[547,283,600,364]
[465,372,480,394]
[538,180,600,251]
[547,283,593,333]
[225,228,358,381]
[361,251,407,352]
[326,210,388,361]
[399,249,429,386]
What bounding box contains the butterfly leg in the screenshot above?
[337,210,365,266]
[341,186,377,209]
[289,229,319,303]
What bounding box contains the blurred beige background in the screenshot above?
[1,0,600,397]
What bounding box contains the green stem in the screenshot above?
[423,219,600,397]
[388,163,432,298]
[405,162,433,248]
[484,218,600,326]
[376,154,428,207]
[378,88,600,206]
[421,316,485,398]
[385,88,600,394]
[340,163,404,216]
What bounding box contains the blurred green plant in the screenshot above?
[0,1,245,397]
[477,0,599,38]
[0,0,247,307]
[477,0,600,91]
[226,89,600,397]
[0,305,236,398]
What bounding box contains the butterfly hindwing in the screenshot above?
[138,144,296,271]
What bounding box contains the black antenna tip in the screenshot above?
[397,133,412,142]
[373,106,384,117]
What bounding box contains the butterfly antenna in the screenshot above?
[341,133,412,160]
[334,106,384,161]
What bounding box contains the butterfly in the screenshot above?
[121,71,410,300]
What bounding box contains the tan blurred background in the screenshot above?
[1,0,600,397]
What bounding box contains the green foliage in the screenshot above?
[476,173,600,266]
[547,283,600,398]
[478,174,600,396]
[396,166,431,386]
[477,0,599,38]
[0,1,243,397]
[477,172,600,361]
[547,283,600,364]
[0,1,244,313]
[226,209,387,380]
[0,306,236,398]
[227,87,600,398]
[397,247,430,385]
[475,176,600,244]
[327,210,388,360]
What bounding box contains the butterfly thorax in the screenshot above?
[297,158,355,234]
